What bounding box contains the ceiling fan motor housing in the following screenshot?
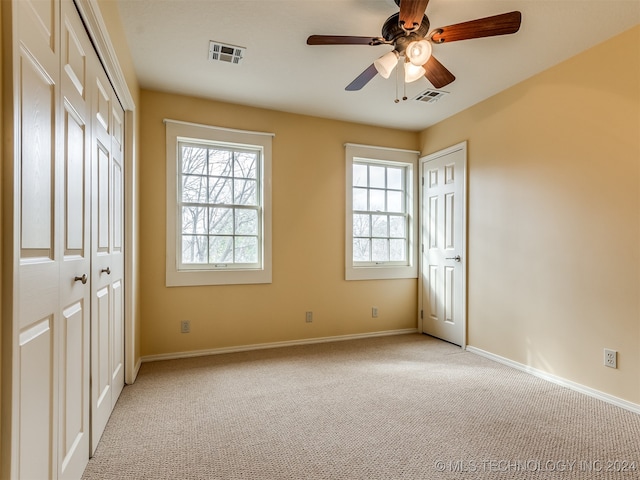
[382,13,430,54]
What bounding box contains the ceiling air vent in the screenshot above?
[414,89,449,104]
[208,41,245,65]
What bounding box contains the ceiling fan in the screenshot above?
[307,0,522,91]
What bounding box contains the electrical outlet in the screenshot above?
[180,320,191,334]
[305,311,313,323]
[372,307,379,318]
[604,348,617,369]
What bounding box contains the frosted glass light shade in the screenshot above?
[404,62,426,83]
[406,39,432,66]
[373,51,399,79]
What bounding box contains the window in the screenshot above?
[179,143,261,268]
[165,119,272,286]
[345,144,418,280]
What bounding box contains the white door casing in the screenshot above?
[420,142,467,347]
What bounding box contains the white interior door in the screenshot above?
[58,1,92,477]
[420,142,467,346]
[90,63,125,454]
[14,0,92,477]
[15,1,61,477]
[12,0,126,475]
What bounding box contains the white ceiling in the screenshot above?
[116,0,639,131]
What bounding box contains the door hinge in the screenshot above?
[420,310,423,319]
[421,176,424,186]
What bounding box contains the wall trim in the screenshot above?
[142,328,418,363]
[466,346,640,415]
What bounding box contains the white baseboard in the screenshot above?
[466,346,640,415]
[141,328,419,363]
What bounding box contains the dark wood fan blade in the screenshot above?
[430,11,521,43]
[399,0,430,32]
[345,64,378,91]
[307,35,381,46]
[423,56,455,88]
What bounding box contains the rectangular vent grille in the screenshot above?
[414,89,449,103]
[208,41,245,64]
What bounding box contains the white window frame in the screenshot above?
[345,143,419,281]
[165,119,273,286]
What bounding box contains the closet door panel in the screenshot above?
[20,51,55,256]
[18,319,55,480]
[16,1,60,477]
[90,65,125,454]
[58,2,92,477]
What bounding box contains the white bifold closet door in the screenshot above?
[13,0,125,477]
[90,55,126,456]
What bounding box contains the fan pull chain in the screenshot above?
[393,56,409,103]
[403,71,408,102]
[394,56,401,103]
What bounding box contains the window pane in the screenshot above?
[369,189,385,212]
[389,216,406,238]
[387,167,403,190]
[182,207,207,234]
[182,235,208,264]
[234,179,257,205]
[235,209,258,235]
[182,175,207,203]
[235,152,257,179]
[353,214,370,237]
[235,236,258,263]
[353,188,368,211]
[372,239,389,262]
[387,191,403,213]
[371,214,388,237]
[209,178,233,204]
[353,164,367,187]
[370,166,386,188]
[353,238,370,262]
[209,207,233,234]
[181,146,207,175]
[390,239,406,261]
[209,236,233,263]
[208,149,233,176]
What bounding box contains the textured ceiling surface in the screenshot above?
[117,0,640,130]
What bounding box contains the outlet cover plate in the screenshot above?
[604,348,617,368]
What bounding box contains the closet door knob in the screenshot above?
[74,274,88,284]
[101,267,111,275]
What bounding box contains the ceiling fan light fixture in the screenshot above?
[373,50,399,79]
[404,62,426,83]
[406,39,432,66]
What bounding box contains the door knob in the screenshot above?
[445,255,461,262]
[101,267,111,275]
[74,274,88,284]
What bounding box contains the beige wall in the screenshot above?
[420,26,640,404]
[140,90,420,356]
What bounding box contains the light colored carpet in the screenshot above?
[82,334,640,479]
